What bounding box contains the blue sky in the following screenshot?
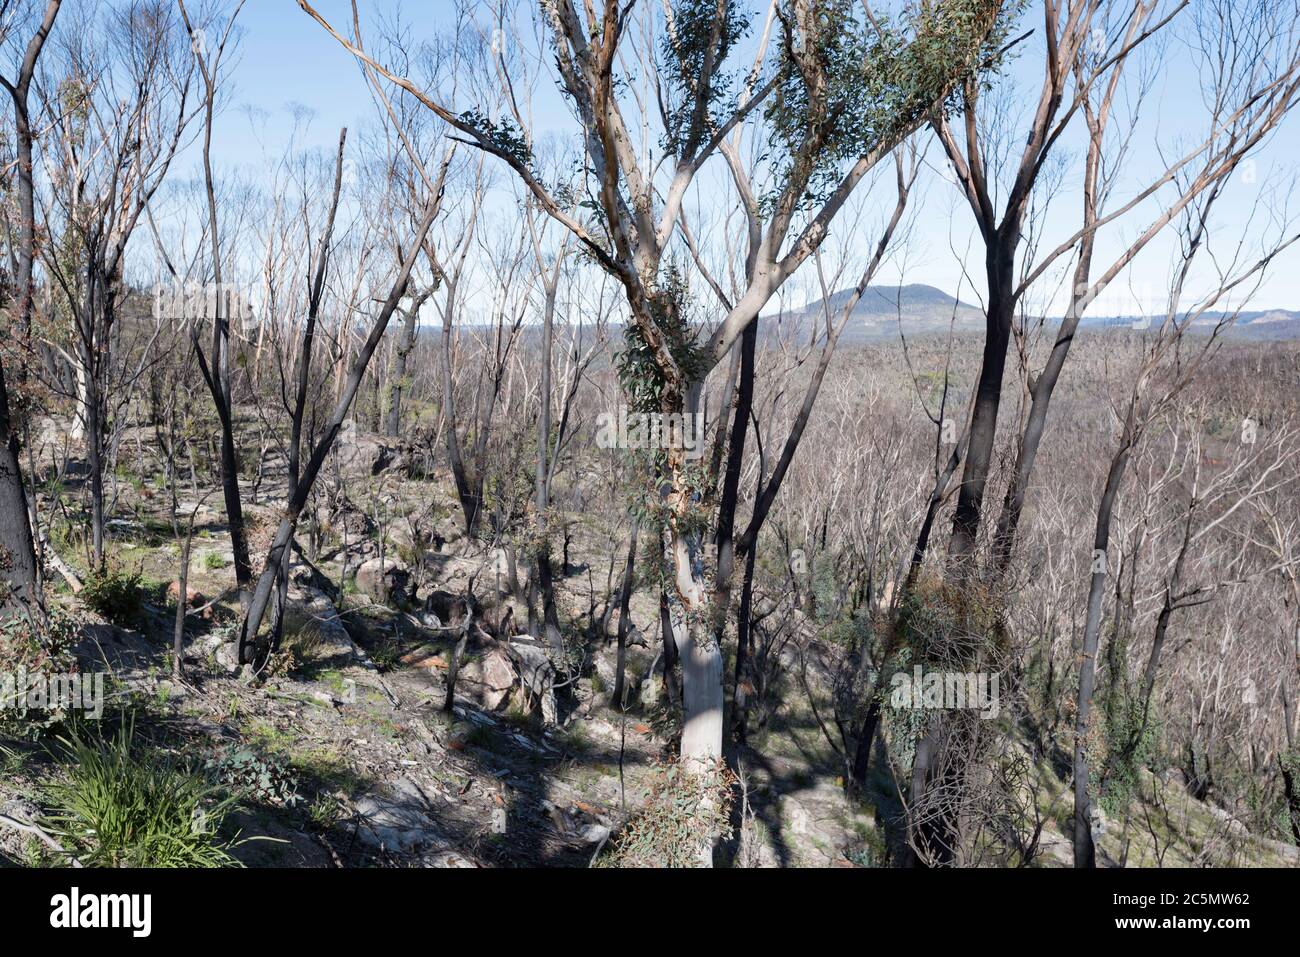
[200,1,1300,315]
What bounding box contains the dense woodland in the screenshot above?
[0,0,1299,870]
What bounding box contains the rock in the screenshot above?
[167,580,206,609]
[282,586,355,663]
[355,558,412,608]
[334,423,407,476]
[413,610,443,630]
[355,778,446,854]
[446,722,477,751]
[0,797,40,823]
[639,675,663,709]
[593,649,617,690]
[423,850,476,867]
[461,648,517,711]
[508,641,558,726]
[422,589,470,627]
[215,641,241,674]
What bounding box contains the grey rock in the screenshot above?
[354,778,446,854]
[355,558,412,608]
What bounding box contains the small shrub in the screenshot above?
[42,719,243,867]
[202,552,229,571]
[306,792,344,831]
[601,760,736,868]
[0,608,82,738]
[206,746,302,808]
[370,637,403,671]
[81,566,146,628]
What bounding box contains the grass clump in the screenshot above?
[42,719,243,867]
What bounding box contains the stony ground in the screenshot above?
[2,418,1295,868]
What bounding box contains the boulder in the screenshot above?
[355,778,446,854]
[422,589,470,627]
[282,585,355,663]
[334,423,407,476]
[461,647,518,711]
[639,674,663,709]
[167,580,206,609]
[355,558,412,607]
[507,640,558,725]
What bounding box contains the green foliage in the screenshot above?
[895,574,1000,666]
[1096,687,1160,820]
[81,565,148,628]
[306,791,345,831]
[809,550,839,623]
[659,0,751,155]
[766,0,1015,209]
[0,608,82,738]
[600,760,736,867]
[369,636,404,672]
[206,746,303,808]
[615,263,709,416]
[42,720,243,867]
[202,551,229,570]
[846,820,890,867]
[459,109,532,167]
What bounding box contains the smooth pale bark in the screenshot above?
[666,524,724,770]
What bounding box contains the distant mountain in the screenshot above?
[1082,308,1300,340]
[787,284,1300,341]
[775,283,983,341]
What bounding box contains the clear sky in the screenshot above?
[200,1,1300,316]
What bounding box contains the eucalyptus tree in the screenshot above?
[300,0,1013,792]
[0,0,61,619]
[39,0,200,569]
[176,0,253,603]
[234,127,445,664]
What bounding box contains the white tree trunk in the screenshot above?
[667,525,724,867]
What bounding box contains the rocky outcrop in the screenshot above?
[334,423,408,477]
[355,557,413,607]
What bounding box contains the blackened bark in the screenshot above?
[660,587,680,709]
[732,539,758,742]
[849,698,881,791]
[237,193,438,656]
[1074,438,1133,868]
[0,363,38,616]
[948,242,1016,567]
[611,523,639,708]
[0,0,59,618]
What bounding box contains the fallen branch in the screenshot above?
[0,813,83,867]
